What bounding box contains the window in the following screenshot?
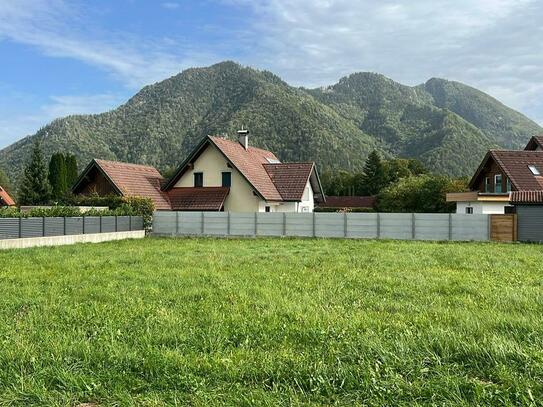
[221,172,231,187]
[484,177,490,192]
[194,172,203,187]
[506,178,512,192]
[265,206,271,212]
[495,174,502,193]
[465,207,474,214]
[528,165,541,175]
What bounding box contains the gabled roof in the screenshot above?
[263,163,315,201]
[469,150,543,191]
[525,135,543,151]
[72,159,171,210]
[318,196,376,208]
[510,190,543,204]
[163,135,324,202]
[0,186,15,206]
[168,187,229,211]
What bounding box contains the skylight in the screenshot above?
[266,158,281,164]
[528,165,541,176]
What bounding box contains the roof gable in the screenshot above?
[263,163,315,201]
[525,135,543,151]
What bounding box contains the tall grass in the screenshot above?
[0,237,541,406]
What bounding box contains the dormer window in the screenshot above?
[528,165,540,175]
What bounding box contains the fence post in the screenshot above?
[376,213,381,239]
[42,217,45,237]
[412,213,416,240]
[254,212,258,236]
[129,216,132,231]
[63,217,66,235]
[115,215,118,232]
[99,216,102,233]
[313,212,316,237]
[82,216,85,235]
[227,212,230,236]
[176,212,180,236]
[448,213,452,241]
[344,212,347,238]
[201,212,205,235]
[283,212,286,236]
[18,217,22,238]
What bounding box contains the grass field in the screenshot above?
[0,237,542,406]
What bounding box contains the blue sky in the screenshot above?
[1,0,543,149]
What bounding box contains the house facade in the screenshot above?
[447,135,543,214]
[73,130,324,212]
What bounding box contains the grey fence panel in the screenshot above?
[414,214,450,241]
[84,217,101,234]
[380,213,413,240]
[203,212,228,235]
[100,216,116,233]
[153,212,176,235]
[315,213,345,238]
[0,218,20,239]
[131,216,144,231]
[257,213,284,236]
[229,213,256,236]
[116,216,130,232]
[44,217,64,237]
[21,218,43,238]
[178,212,204,235]
[451,214,488,241]
[346,213,378,239]
[517,205,543,242]
[65,217,83,235]
[285,213,313,237]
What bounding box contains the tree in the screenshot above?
[65,154,78,189]
[376,175,468,213]
[0,169,11,192]
[48,152,67,199]
[18,140,52,205]
[359,150,386,195]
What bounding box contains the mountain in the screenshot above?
[0,61,540,183]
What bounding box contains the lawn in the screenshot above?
[0,237,542,406]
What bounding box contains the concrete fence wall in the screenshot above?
[153,212,490,241]
[0,216,144,240]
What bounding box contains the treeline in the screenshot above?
[321,151,468,213]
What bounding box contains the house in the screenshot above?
[73,130,325,212]
[447,135,543,214]
[0,186,15,207]
[316,196,375,211]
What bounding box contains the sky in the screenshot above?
[1,0,543,149]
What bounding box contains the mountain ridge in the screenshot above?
[0,61,540,183]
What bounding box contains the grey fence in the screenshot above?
[0,216,144,240]
[153,212,490,241]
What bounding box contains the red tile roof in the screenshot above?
[510,190,543,203]
[319,196,376,208]
[209,136,283,201]
[168,187,229,210]
[94,159,171,210]
[264,163,314,201]
[487,151,543,190]
[524,135,543,151]
[0,186,15,206]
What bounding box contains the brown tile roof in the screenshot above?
[525,135,543,150]
[510,190,543,203]
[0,186,15,206]
[94,159,171,210]
[319,196,376,208]
[209,136,283,201]
[488,151,543,190]
[167,187,229,210]
[264,163,314,201]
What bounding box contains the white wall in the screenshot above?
[456,201,507,214]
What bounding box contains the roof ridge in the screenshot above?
[95,158,161,170]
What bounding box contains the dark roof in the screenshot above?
[525,135,543,151]
[469,150,543,191]
[510,190,543,204]
[264,163,315,201]
[163,135,324,202]
[73,159,171,210]
[167,187,229,210]
[0,186,15,206]
[318,196,376,208]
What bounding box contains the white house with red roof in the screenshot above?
[73,129,324,212]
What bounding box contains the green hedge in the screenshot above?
[314,207,375,213]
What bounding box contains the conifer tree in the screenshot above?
[18,140,52,205]
[0,169,11,192]
[360,150,386,195]
[65,154,78,189]
[48,152,67,199]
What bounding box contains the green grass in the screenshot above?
[0,237,542,406]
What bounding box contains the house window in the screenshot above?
[194,172,203,187]
[222,172,231,187]
[494,174,502,193]
[528,165,540,175]
[506,178,512,192]
[484,177,490,192]
[465,207,474,214]
[265,206,271,212]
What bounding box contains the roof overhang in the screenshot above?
[71,159,123,195]
[446,191,510,202]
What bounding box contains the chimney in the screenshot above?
[238,127,249,150]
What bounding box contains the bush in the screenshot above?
[314,207,375,213]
